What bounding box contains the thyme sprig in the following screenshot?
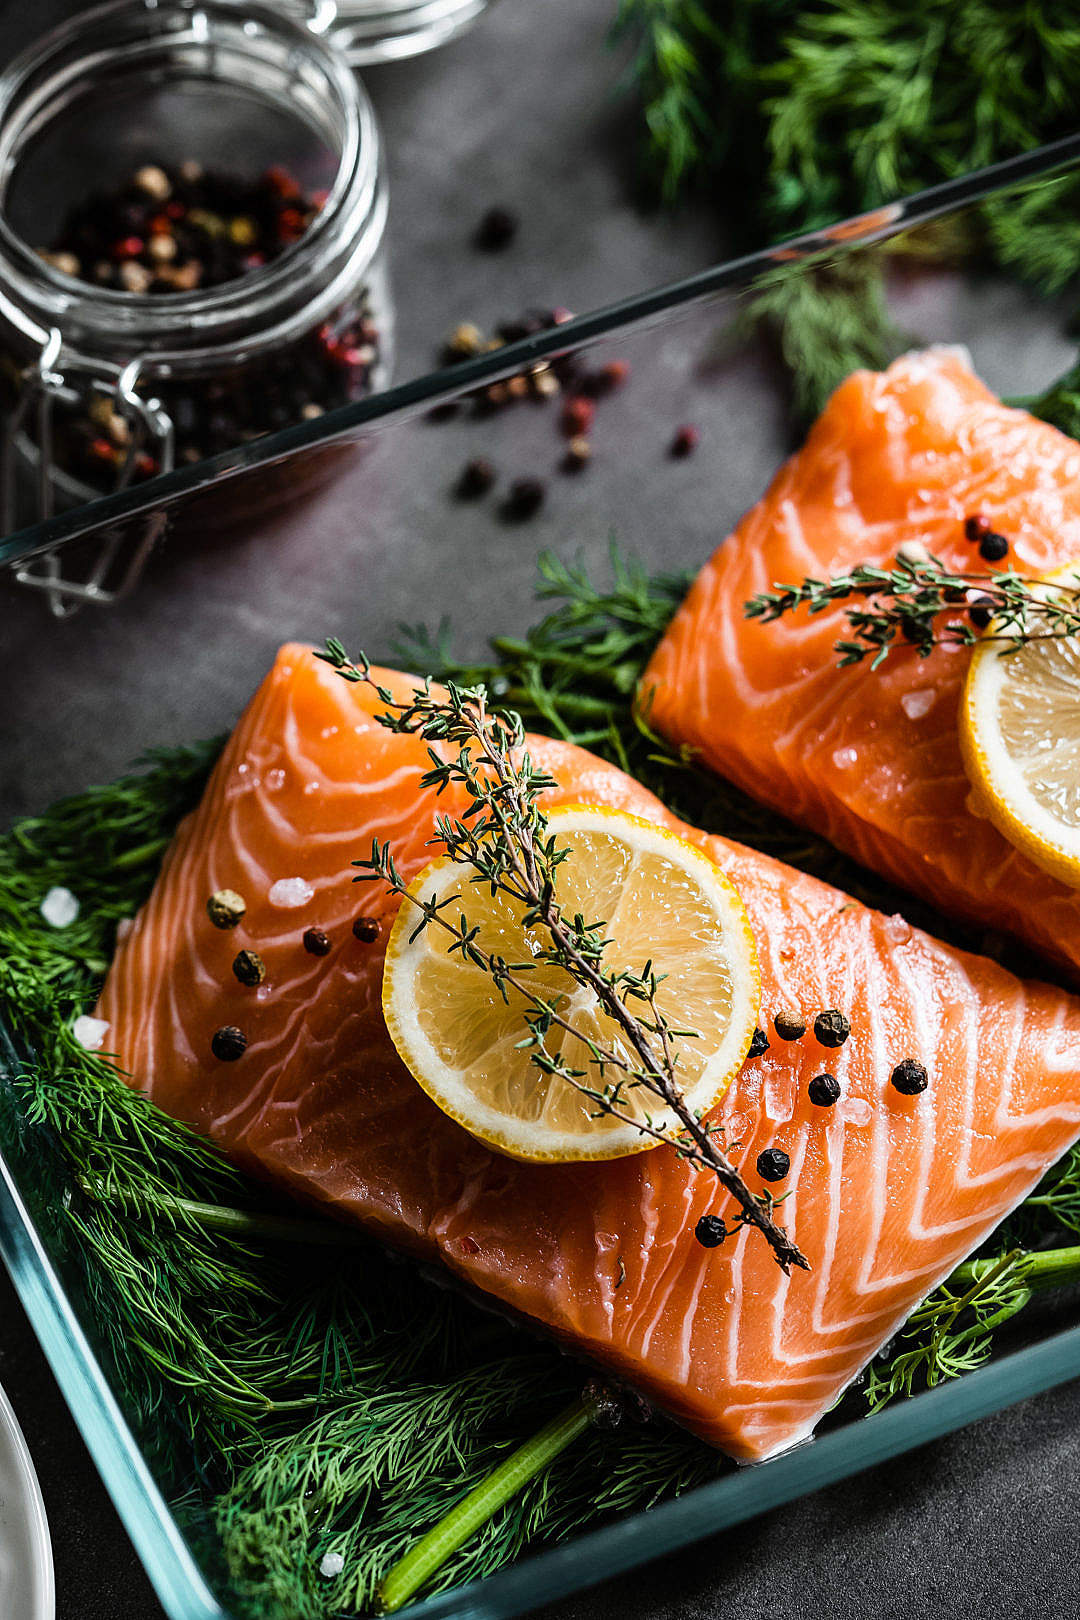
[318,640,809,1274]
[745,555,1080,669]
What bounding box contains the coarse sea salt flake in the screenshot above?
[901,688,935,721]
[116,917,135,943]
[319,1552,345,1579]
[843,1097,873,1127]
[269,877,314,909]
[41,885,79,928]
[73,1015,109,1051]
[832,745,859,770]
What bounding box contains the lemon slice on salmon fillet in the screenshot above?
[960,564,1080,889]
[381,805,760,1161]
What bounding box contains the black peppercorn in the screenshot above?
[231,949,265,987]
[456,457,496,498]
[670,424,699,458]
[207,888,246,929]
[808,1073,841,1108]
[757,1147,790,1182]
[211,1025,247,1061]
[964,513,991,542]
[978,530,1009,563]
[890,1058,929,1095]
[501,477,545,521]
[473,206,518,252]
[303,926,332,956]
[747,1026,770,1060]
[773,1009,806,1041]
[813,1009,850,1049]
[694,1214,728,1248]
[968,595,997,630]
[353,916,380,943]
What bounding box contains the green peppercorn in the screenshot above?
[773,1009,806,1042]
[211,1025,247,1061]
[890,1058,928,1095]
[757,1147,790,1182]
[207,888,246,929]
[808,1073,841,1107]
[814,1009,850,1049]
[231,949,265,987]
[694,1214,727,1248]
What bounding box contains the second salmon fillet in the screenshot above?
[643,347,1080,982]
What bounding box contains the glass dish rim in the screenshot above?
[6,134,1080,1620]
[3,129,1080,572]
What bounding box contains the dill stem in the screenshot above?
[167,1198,368,1248]
[80,1179,366,1249]
[377,1395,596,1614]
[953,1245,1080,1295]
[504,685,618,719]
[112,835,173,869]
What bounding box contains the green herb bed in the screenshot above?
[614,1,1080,428]
[3,551,1080,1619]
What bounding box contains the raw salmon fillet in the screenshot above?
[643,347,1080,983]
[97,644,1080,1460]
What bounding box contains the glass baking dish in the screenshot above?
[4,135,1080,1620]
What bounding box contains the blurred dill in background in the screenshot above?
[613,1,1080,424]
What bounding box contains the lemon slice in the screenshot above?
[381,805,760,1162]
[960,564,1080,889]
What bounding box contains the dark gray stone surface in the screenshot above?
[1,3,1078,1618]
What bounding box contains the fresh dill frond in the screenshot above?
[1013,352,1080,443]
[726,254,906,426]
[863,1252,1034,1411]
[760,2,1080,233]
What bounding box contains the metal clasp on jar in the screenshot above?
[1,328,175,616]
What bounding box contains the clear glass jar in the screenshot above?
[0,0,392,612]
[287,0,494,65]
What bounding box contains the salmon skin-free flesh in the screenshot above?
[644,347,1080,984]
[97,646,1080,1460]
